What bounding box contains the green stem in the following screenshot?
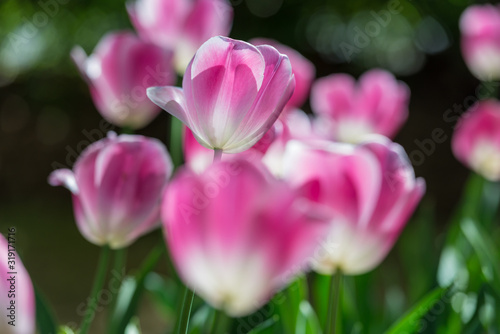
[111,248,127,284]
[326,271,343,334]
[462,173,485,221]
[121,126,134,135]
[175,286,195,334]
[170,116,184,168]
[79,246,111,334]
[107,248,127,329]
[211,309,229,334]
[213,149,222,162]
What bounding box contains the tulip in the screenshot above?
[250,38,315,113]
[71,31,175,129]
[281,136,425,275]
[49,132,173,249]
[452,100,500,181]
[127,0,233,73]
[148,36,295,154]
[460,4,500,81]
[0,234,35,334]
[311,69,410,143]
[162,159,328,316]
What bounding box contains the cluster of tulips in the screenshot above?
[3,1,500,333]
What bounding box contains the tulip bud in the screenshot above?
[49,133,173,249]
[162,159,328,316]
[452,100,500,181]
[311,69,409,143]
[460,4,500,81]
[282,136,425,275]
[148,36,295,153]
[71,31,175,129]
[127,0,233,73]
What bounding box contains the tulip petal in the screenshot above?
[0,236,36,334]
[147,86,189,124]
[48,169,78,194]
[224,46,294,152]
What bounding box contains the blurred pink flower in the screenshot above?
[460,4,500,81]
[182,109,315,174]
[250,38,315,113]
[162,159,328,316]
[262,109,316,177]
[147,36,295,153]
[452,100,500,181]
[311,69,410,143]
[49,133,173,249]
[281,136,425,275]
[0,234,35,334]
[71,31,175,129]
[127,0,233,73]
[182,124,276,173]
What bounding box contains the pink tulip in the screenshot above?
[460,4,500,81]
[281,136,425,275]
[311,69,410,143]
[49,132,173,249]
[162,159,328,316]
[452,100,500,181]
[250,38,315,112]
[0,234,35,334]
[71,31,175,129]
[148,36,295,153]
[127,0,233,73]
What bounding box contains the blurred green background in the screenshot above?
[0,0,498,333]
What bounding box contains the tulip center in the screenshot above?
[336,119,374,144]
[470,44,500,81]
[472,142,500,181]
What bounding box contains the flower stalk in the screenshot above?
[80,245,111,334]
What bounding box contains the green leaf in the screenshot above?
[124,317,142,334]
[144,272,179,314]
[311,273,331,328]
[108,245,163,334]
[57,326,75,334]
[384,287,447,334]
[460,219,500,294]
[247,315,279,334]
[188,305,212,334]
[275,275,308,334]
[296,301,322,334]
[35,288,58,334]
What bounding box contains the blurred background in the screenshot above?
[0,0,496,332]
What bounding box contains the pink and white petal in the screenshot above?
[0,236,36,334]
[162,169,208,271]
[147,86,190,125]
[48,169,78,194]
[183,0,233,47]
[93,136,170,239]
[183,127,213,173]
[250,38,316,110]
[311,74,356,118]
[225,48,294,152]
[357,69,409,137]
